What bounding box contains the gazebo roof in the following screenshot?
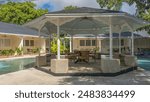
[24,7,150,35]
[23,7,150,59]
[49,7,124,14]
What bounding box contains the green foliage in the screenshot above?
[8,49,15,55]
[0,1,48,25]
[15,47,23,55]
[0,50,9,56]
[96,0,149,12]
[50,34,68,54]
[64,5,78,10]
[0,49,15,56]
[96,0,122,10]
[96,0,150,34]
[32,48,41,53]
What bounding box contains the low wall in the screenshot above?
[35,56,47,67]
[124,55,137,67]
[101,58,120,73]
[51,59,69,73]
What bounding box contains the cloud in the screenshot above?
[121,2,136,15]
[2,0,137,15]
[33,0,100,11]
[33,0,55,11]
[34,0,136,15]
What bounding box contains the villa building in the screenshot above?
[0,21,149,56]
[0,22,46,55]
[69,32,150,54]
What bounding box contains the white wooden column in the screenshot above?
[99,38,101,52]
[63,38,66,53]
[20,37,24,55]
[69,36,72,53]
[95,35,97,51]
[48,34,51,54]
[119,32,121,54]
[57,25,60,59]
[37,21,47,56]
[131,32,134,56]
[109,18,113,59]
[38,29,41,56]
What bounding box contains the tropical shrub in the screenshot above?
[8,49,15,55]
[0,50,10,56]
[51,38,67,54]
[15,47,23,55]
[0,50,1,55]
[32,48,41,53]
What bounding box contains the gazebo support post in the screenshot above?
[131,32,134,56]
[57,25,60,59]
[63,38,66,53]
[119,32,121,54]
[36,27,47,67]
[71,35,73,52]
[109,18,113,59]
[96,35,98,51]
[101,17,120,73]
[48,34,51,54]
[69,36,72,53]
[94,34,97,52]
[38,28,41,56]
[51,19,68,73]
[99,38,101,53]
[124,28,137,67]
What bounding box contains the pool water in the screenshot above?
[0,58,35,75]
[137,57,150,71]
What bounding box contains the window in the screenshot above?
[80,40,97,46]
[30,40,34,46]
[24,40,34,46]
[4,39,10,47]
[113,39,119,46]
[80,40,85,46]
[121,39,124,46]
[0,39,3,48]
[0,39,10,48]
[92,40,96,46]
[86,40,91,46]
[24,40,29,46]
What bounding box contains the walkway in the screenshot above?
[0,68,150,85]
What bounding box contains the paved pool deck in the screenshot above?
[0,68,150,85]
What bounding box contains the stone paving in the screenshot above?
[0,68,150,85]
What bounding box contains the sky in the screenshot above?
[0,0,137,15]
[32,0,137,15]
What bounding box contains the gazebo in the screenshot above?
[24,7,150,74]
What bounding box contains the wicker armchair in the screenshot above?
[78,51,90,63]
[66,52,77,62]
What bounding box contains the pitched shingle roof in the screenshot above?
[49,7,124,14]
[72,32,142,38]
[101,32,142,38]
[0,22,46,36]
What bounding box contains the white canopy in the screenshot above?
[24,7,149,35]
[23,7,150,59]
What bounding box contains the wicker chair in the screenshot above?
[66,52,77,62]
[77,51,90,63]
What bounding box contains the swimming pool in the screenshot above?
[137,57,150,71]
[0,58,35,75]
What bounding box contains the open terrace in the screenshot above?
[24,7,150,76]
